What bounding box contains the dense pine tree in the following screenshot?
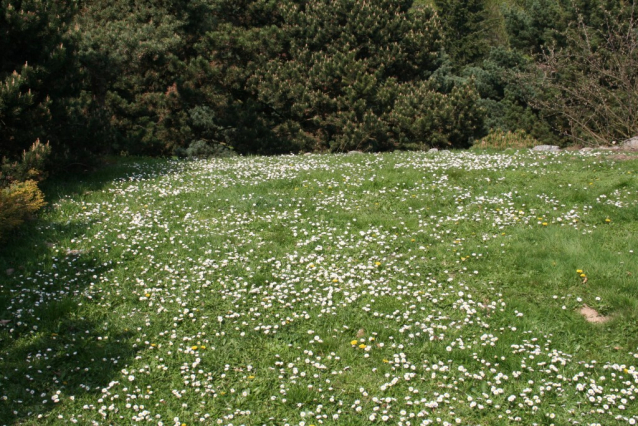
[434,0,492,67]
[251,0,482,151]
[2,0,634,163]
[0,0,80,160]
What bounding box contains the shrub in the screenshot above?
[175,140,237,159]
[252,0,484,152]
[0,140,50,240]
[0,180,46,240]
[434,0,492,67]
[0,0,82,163]
[472,129,539,149]
[392,80,484,149]
[1,140,51,185]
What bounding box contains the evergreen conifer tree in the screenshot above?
[250,0,483,151]
[0,0,79,160]
[434,0,491,67]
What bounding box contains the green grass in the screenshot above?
[1,150,637,425]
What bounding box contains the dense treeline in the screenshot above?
[2,0,637,163]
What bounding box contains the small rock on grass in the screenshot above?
[621,136,638,150]
[532,145,560,152]
[6,268,14,276]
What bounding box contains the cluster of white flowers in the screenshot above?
[1,150,636,425]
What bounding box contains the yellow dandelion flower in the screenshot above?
[375,261,381,266]
[383,359,389,363]
[576,269,583,273]
[580,274,586,278]
[358,344,367,349]
[191,345,198,350]
[350,340,358,345]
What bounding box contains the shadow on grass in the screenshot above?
[0,249,138,423]
[0,156,175,272]
[0,157,174,423]
[41,156,175,205]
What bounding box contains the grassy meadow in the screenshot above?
[1,150,637,425]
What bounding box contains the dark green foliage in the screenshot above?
[251,0,483,151]
[391,80,484,149]
[188,0,289,154]
[434,0,492,66]
[503,0,632,54]
[4,0,634,164]
[463,47,558,143]
[501,0,638,144]
[75,0,194,154]
[0,0,80,161]
[1,140,51,186]
[503,0,569,54]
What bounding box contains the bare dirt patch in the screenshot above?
[579,305,612,323]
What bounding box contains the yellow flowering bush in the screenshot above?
[0,140,50,240]
[0,179,46,240]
